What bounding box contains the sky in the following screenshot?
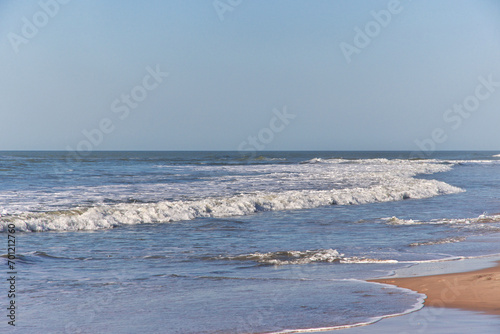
[1,0,500,152]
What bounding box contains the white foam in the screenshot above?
[0,158,458,214]
[1,177,464,232]
[383,214,500,226]
[216,249,402,265]
[220,249,477,267]
[221,249,344,265]
[340,257,400,264]
[442,159,500,165]
[0,158,466,232]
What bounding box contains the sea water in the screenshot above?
[1,151,500,333]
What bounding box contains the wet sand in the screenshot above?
[369,261,500,316]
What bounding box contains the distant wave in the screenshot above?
[300,158,348,164]
[253,155,287,161]
[1,178,464,232]
[300,157,500,166]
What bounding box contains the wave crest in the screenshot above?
[217,249,399,265]
[384,214,500,226]
[0,178,464,232]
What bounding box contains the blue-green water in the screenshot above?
[1,151,500,333]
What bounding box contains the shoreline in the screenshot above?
[369,260,500,316]
[294,256,500,334]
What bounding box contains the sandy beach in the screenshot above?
[370,261,500,316]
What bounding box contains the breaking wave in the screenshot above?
[384,214,500,226]
[216,249,399,265]
[0,178,463,232]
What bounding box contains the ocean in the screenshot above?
[1,151,500,333]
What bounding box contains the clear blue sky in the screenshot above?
[1,0,499,151]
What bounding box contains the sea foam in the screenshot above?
[0,159,465,232]
[1,178,463,232]
[384,214,500,226]
[217,249,399,265]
